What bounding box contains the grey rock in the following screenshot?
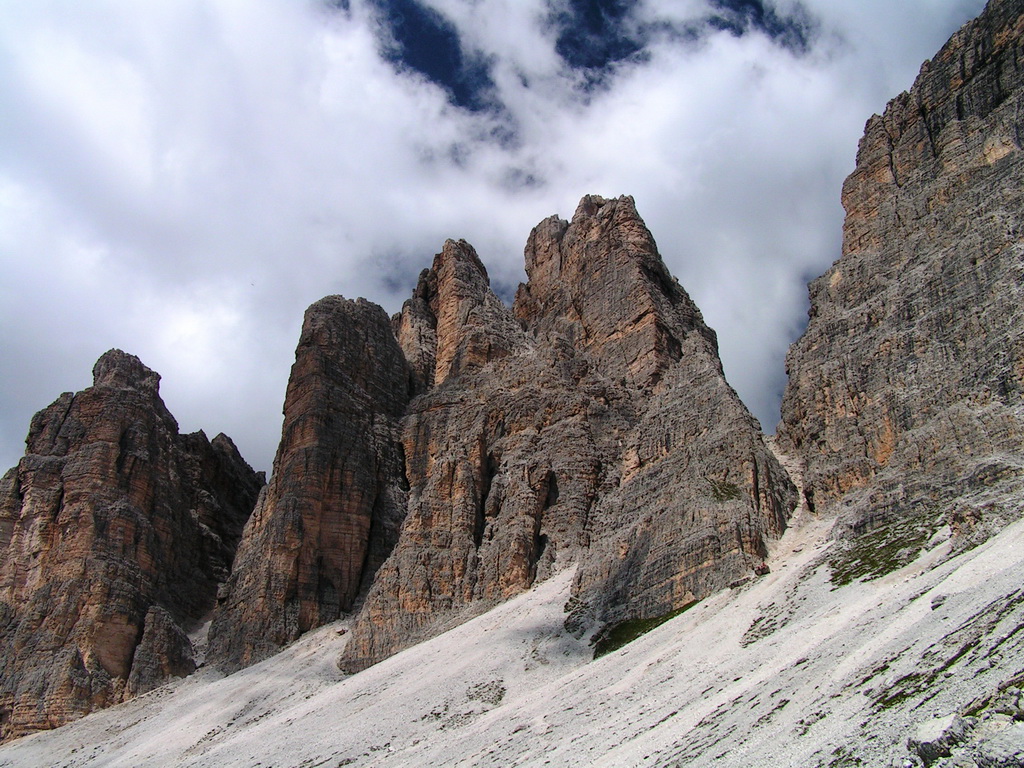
[126,606,196,698]
[910,714,975,764]
[339,195,795,671]
[778,0,1024,568]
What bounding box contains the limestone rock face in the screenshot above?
[0,350,262,742]
[779,0,1024,552]
[207,297,411,672]
[514,195,718,390]
[395,239,526,394]
[339,195,794,671]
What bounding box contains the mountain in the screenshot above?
[0,350,264,742]
[337,196,793,672]
[206,297,411,672]
[0,501,1021,767]
[202,195,793,674]
[0,0,1022,763]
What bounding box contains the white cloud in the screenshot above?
[0,0,987,473]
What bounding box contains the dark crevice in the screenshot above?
[316,557,341,620]
[544,470,560,509]
[918,101,941,160]
[125,612,149,683]
[641,261,681,305]
[396,439,410,493]
[535,533,549,563]
[804,488,816,515]
[474,452,499,548]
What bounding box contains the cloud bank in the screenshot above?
[0,0,985,473]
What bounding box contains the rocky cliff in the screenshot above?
[0,350,263,742]
[3,0,1024,758]
[779,0,1024,572]
[207,298,411,672]
[337,234,619,671]
[337,195,794,671]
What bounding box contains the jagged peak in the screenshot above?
[395,237,525,391]
[435,238,490,284]
[91,349,161,393]
[571,192,634,221]
[515,193,717,390]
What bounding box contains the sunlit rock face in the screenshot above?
[778,0,1024,557]
[203,195,792,677]
[0,350,263,742]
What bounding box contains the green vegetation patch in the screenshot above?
[874,671,928,710]
[708,478,743,501]
[592,602,697,659]
[828,513,937,587]
[827,746,865,767]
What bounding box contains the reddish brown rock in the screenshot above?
[0,350,262,742]
[394,239,526,394]
[779,0,1024,567]
[206,297,411,672]
[514,195,718,390]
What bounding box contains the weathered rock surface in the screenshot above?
[0,350,263,742]
[514,195,718,390]
[207,297,411,672]
[779,0,1024,565]
[339,195,794,671]
[912,686,1024,767]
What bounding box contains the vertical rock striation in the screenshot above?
[0,350,262,742]
[207,297,411,672]
[779,0,1024,556]
[339,195,795,671]
[514,194,718,390]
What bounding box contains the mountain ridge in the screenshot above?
[0,0,1022,762]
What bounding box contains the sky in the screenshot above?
[0,0,986,475]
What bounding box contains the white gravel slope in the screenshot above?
[2,502,1023,768]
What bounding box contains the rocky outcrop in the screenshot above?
[0,350,262,742]
[908,686,1024,767]
[207,297,411,672]
[514,195,717,390]
[779,0,1024,564]
[339,195,794,671]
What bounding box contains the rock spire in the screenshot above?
[0,350,263,742]
[206,297,412,671]
[337,195,794,671]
